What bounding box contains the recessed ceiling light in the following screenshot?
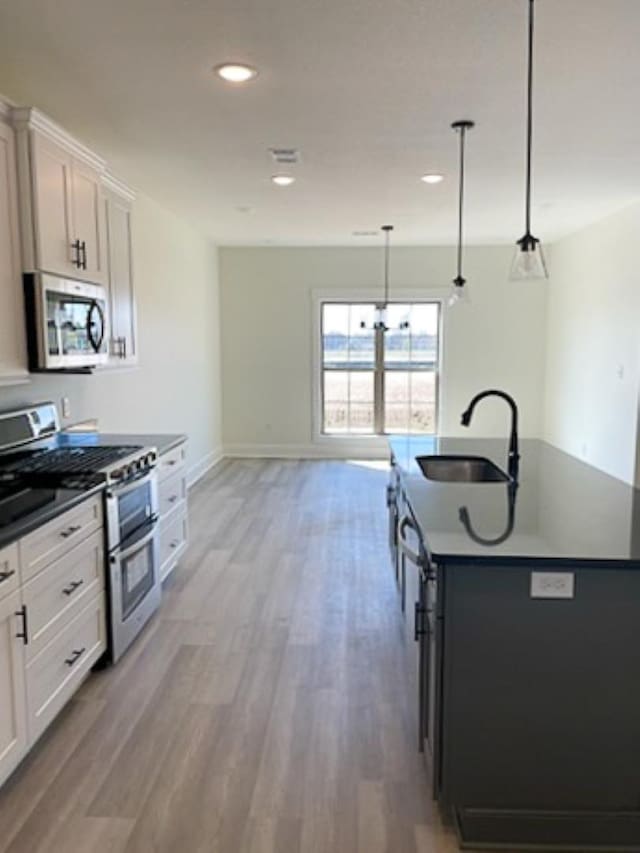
[214,63,258,83]
[272,175,295,186]
[421,173,444,184]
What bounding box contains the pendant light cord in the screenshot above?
[382,225,392,305]
[457,125,466,281]
[525,0,534,235]
[451,120,474,286]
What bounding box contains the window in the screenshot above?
[321,301,440,435]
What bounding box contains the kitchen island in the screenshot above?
[388,435,640,851]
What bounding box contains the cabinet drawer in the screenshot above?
[159,509,188,581]
[158,469,187,518]
[22,530,105,662]
[26,592,106,744]
[0,543,19,603]
[19,496,103,583]
[157,443,187,482]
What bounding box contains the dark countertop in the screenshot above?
[59,431,187,456]
[389,435,640,566]
[0,482,105,550]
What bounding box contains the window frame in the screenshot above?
[312,290,445,444]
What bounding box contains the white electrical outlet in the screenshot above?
[530,572,575,600]
[61,397,71,419]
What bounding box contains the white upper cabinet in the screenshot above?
[70,158,107,284]
[103,175,138,365]
[12,107,107,286]
[0,114,28,385]
[30,132,74,278]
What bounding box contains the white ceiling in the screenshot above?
[0,0,639,246]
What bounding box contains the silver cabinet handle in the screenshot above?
[0,569,16,584]
[62,579,84,597]
[397,515,424,567]
[60,524,82,539]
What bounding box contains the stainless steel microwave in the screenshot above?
[24,273,109,371]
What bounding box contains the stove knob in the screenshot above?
[111,467,123,481]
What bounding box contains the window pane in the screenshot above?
[323,304,348,366]
[410,371,436,403]
[384,304,410,367]
[323,370,374,434]
[348,305,375,367]
[409,303,439,367]
[383,370,436,435]
[323,304,375,368]
[410,401,436,434]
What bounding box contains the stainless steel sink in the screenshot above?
[416,455,510,483]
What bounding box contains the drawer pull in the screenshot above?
[0,569,16,584]
[166,460,177,467]
[65,647,86,667]
[15,605,28,645]
[60,524,82,539]
[170,539,180,549]
[62,579,84,597]
[168,495,178,504]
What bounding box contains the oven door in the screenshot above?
[108,520,161,662]
[118,524,158,620]
[33,274,110,369]
[107,471,158,551]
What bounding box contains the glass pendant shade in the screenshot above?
[510,233,548,281]
[448,276,470,307]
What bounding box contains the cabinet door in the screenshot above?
[0,590,28,787]
[30,132,75,277]
[0,122,27,384]
[104,189,137,362]
[70,159,107,285]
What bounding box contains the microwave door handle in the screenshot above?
[86,300,105,353]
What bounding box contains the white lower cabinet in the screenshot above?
[0,497,107,789]
[0,589,28,788]
[25,592,106,744]
[158,441,189,582]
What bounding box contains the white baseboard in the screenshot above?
[187,446,225,487]
[223,440,390,460]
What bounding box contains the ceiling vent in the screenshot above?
[269,147,300,165]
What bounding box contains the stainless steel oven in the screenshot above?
[24,273,109,370]
[106,470,160,662]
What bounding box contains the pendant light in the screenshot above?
[360,225,409,331]
[449,120,475,306]
[510,0,548,281]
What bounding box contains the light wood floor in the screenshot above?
[0,459,458,853]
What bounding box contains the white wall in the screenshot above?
[0,193,223,479]
[219,246,548,457]
[544,202,640,486]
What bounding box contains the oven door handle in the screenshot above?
[106,468,157,498]
[117,524,158,561]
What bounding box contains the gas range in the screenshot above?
[0,444,158,488]
[0,402,163,663]
[0,403,157,489]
